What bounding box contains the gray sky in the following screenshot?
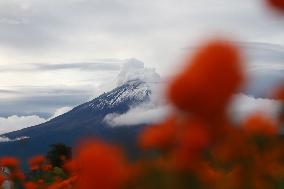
[1,0,284,67]
[0,0,284,134]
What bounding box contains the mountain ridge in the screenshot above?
[0,79,153,165]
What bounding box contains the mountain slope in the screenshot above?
[0,79,153,163]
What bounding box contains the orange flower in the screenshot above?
[28,155,45,171]
[47,176,77,189]
[63,160,76,174]
[226,166,242,189]
[168,40,243,119]
[59,155,66,162]
[139,117,177,150]
[273,86,284,123]
[242,113,278,137]
[0,157,20,169]
[24,182,37,189]
[212,139,248,164]
[273,85,284,101]
[46,182,61,189]
[73,140,129,189]
[198,163,223,186]
[12,170,25,181]
[0,175,4,186]
[42,164,52,172]
[266,0,284,12]
[37,179,44,185]
[178,119,210,153]
[170,119,210,171]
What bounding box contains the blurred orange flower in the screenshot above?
[28,155,45,171]
[273,86,284,101]
[168,40,243,120]
[242,113,278,137]
[73,140,129,189]
[139,117,177,150]
[0,175,4,186]
[42,164,52,172]
[24,182,38,189]
[0,157,19,169]
[177,119,210,154]
[12,170,25,181]
[266,0,284,12]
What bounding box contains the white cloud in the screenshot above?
[0,136,10,142]
[105,93,282,127]
[0,106,73,135]
[0,136,29,142]
[229,93,282,122]
[104,104,170,127]
[49,106,73,120]
[116,58,160,86]
[0,115,46,135]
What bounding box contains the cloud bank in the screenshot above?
[105,93,282,127]
[0,106,72,135]
[0,115,46,135]
[229,93,282,122]
[104,104,170,127]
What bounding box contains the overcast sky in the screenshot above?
[0,0,284,134]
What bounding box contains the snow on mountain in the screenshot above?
[101,59,169,126]
[88,80,152,110]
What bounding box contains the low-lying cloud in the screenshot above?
[229,93,282,122]
[104,104,170,126]
[0,86,95,118]
[0,106,72,135]
[105,93,282,127]
[0,136,29,142]
[0,115,46,134]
